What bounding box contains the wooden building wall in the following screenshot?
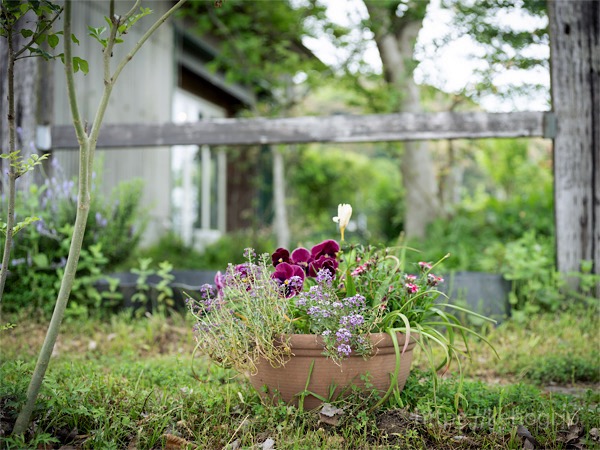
[51,0,175,243]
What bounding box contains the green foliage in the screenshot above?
[0,216,40,237]
[0,0,63,61]
[440,0,549,104]
[1,310,598,448]
[125,232,204,270]
[410,138,554,271]
[128,229,276,271]
[287,146,404,243]
[129,258,175,315]
[87,7,152,49]
[0,151,49,179]
[524,354,599,385]
[0,165,147,317]
[195,230,276,269]
[182,0,331,111]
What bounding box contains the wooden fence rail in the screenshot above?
[49,111,554,149]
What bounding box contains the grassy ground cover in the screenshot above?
[1,307,598,449]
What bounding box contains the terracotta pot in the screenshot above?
[249,332,417,409]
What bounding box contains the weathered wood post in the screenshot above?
[548,0,599,285]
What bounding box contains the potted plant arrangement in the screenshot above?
[186,204,495,409]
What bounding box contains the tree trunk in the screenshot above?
[364,1,439,239]
[547,0,599,285]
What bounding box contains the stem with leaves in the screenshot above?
[12,0,188,436]
[0,2,55,314]
[0,21,17,310]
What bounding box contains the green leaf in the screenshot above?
[34,33,46,45]
[32,253,49,269]
[47,33,59,48]
[345,269,356,297]
[75,57,89,74]
[13,216,41,235]
[71,33,79,44]
[20,29,34,38]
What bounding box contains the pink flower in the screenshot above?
[405,283,418,294]
[418,261,432,271]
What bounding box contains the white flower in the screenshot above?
[332,203,352,241]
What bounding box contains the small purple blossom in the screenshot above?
[308,255,338,278]
[315,268,333,287]
[336,328,352,342]
[337,343,352,357]
[340,314,364,328]
[343,294,366,308]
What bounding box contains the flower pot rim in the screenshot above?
[276,331,419,351]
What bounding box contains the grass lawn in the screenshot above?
[1,307,598,449]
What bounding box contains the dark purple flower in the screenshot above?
[271,262,305,298]
[310,239,340,259]
[311,239,340,260]
[308,255,338,278]
[271,248,290,267]
[291,247,312,274]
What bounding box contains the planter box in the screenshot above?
[96,270,218,312]
[440,271,511,322]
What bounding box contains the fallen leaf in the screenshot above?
[319,403,345,426]
[320,403,344,417]
[565,424,583,443]
[517,424,540,449]
[259,437,275,450]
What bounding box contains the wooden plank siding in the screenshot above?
[49,111,554,149]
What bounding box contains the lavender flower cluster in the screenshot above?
[295,269,373,360]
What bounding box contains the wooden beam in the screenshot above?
[50,111,552,149]
[548,0,599,281]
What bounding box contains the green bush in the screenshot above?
[0,160,147,317]
[525,354,600,384]
[287,146,404,243]
[129,229,275,271]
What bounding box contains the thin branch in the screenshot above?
[110,0,188,84]
[14,7,63,59]
[63,0,86,145]
[122,0,143,23]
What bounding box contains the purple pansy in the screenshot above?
[311,239,340,260]
[271,262,306,298]
[308,255,338,278]
[271,248,290,267]
[290,247,312,274]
